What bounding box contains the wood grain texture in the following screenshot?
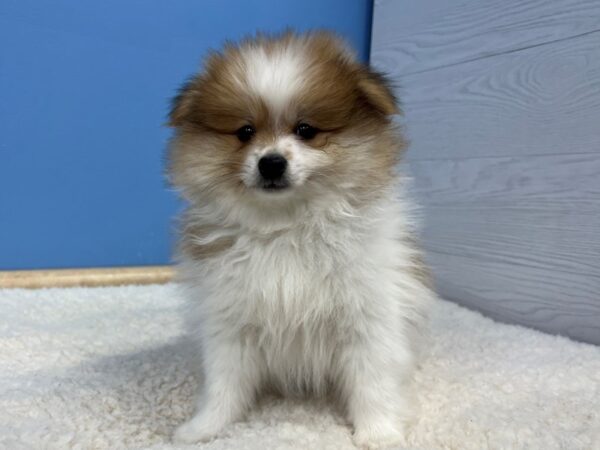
[0,266,175,289]
[396,31,600,160]
[407,154,600,343]
[372,0,600,76]
[372,0,600,343]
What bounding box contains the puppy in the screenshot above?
[167,31,435,449]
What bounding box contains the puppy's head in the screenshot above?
[168,31,403,213]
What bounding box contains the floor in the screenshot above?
[1,284,598,449]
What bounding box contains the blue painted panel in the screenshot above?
[0,0,373,269]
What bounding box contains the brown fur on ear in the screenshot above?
[357,70,399,116]
[168,78,200,127]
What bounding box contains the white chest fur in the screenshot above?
[179,194,430,392]
[175,192,434,448]
[183,197,411,325]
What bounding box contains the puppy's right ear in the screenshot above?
[168,79,198,127]
[357,69,399,116]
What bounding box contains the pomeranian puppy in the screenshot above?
[167,31,434,449]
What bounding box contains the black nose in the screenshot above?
[258,154,287,180]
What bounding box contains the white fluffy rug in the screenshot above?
[1,284,599,450]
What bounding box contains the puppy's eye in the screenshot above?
[295,123,318,140]
[236,125,255,142]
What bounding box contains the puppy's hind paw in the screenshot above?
[352,420,406,450]
[172,417,222,445]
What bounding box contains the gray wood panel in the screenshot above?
[372,0,600,343]
[399,31,600,160]
[408,154,600,343]
[372,0,600,75]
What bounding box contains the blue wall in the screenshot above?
[0,0,373,269]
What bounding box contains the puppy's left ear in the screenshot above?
[357,70,399,116]
[168,79,199,127]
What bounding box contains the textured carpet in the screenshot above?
[0,284,598,450]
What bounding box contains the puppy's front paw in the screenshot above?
[173,417,222,444]
[352,419,406,450]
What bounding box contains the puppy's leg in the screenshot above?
[339,328,416,449]
[173,333,261,444]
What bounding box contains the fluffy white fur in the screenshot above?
[174,186,433,448]
[242,46,306,116]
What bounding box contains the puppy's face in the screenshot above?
[168,32,402,209]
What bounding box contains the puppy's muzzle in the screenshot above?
[258,153,289,190]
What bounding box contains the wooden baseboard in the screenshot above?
[0,266,175,289]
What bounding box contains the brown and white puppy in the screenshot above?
[167,31,434,449]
